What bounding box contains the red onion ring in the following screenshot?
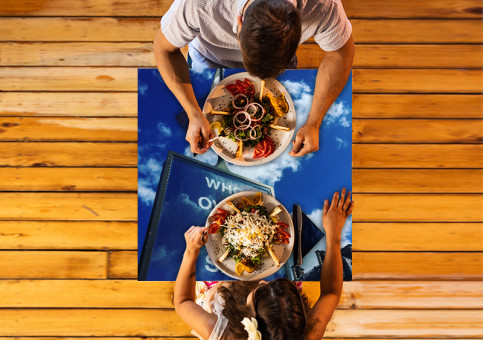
[249,125,262,140]
[244,102,266,122]
[233,111,252,130]
[232,94,248,109]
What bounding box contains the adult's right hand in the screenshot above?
[186,113,213,154]
[322,188,353,242]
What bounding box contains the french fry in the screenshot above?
[266,246,280,267]
[235,140,243,158]
[269,206,282,218]
[218,249,230,263]
[268,124,290,132]
[226,200,241,214]
[211,110,230,115]
[259,80,265,101]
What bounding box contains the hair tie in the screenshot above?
[241,317,262,340]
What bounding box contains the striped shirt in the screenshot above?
[161,0,352,69]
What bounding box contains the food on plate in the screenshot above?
[211,78,290,159]
[208,192,291,276]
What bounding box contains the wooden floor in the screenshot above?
[0,0,482,338]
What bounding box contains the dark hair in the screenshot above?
[253,278,309,339]
[239,0,301,79]
[217,281,259,339]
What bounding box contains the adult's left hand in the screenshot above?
[289,123,320,157]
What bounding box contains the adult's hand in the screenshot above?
[289,123,320,157]
[322,188,353,242]
[186,113,214,154]
[184,226,208,256]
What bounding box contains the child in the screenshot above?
[174,189,353,339]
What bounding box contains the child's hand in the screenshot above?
[322,188,353,243]
[184,226,208,256]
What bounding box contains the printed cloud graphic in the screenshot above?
[325,101,351,128]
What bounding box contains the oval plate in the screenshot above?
[202,72,296,166]
[205,191,294,281]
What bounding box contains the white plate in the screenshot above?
[202,72,296,166]
[205,191,294,281]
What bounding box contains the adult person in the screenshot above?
[174,189,353,339]
[154,0,354,156]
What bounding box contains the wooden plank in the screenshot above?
[353,252,483,280]
[344,0,483,18]
[353,119,483,144]
[0,117,137,141]
[0,142,137,167]
[298,44,483,69]
[0,0,481,18]
[353,94,483,119]
[0,309,480,337]
[1,143,480,168]
[4,118,481,144]
[353,169,483,193]
[2,168,480,193]
[0,18,481,43]
[3,43,482,69]
[353,194,483,222]
[1,280,481,309]
[353,223,483,251]
[0,67,137,92]
[353,144,483,168]
[0,251,107,279]
[2,68,482,93]
[0,167,137,191]
[109,251,138,279]
[352,19,483,43]
[353,69,483,93]
[110,249,483,280]
[0,18,159,42]
[0,42,155,67]
[0,221,136,249]
[0,92,137,117]
[2,93,480,119]
[0,193,136,221]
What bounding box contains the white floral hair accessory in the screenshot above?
[241,317,262,340]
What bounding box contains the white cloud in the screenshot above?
[227,148,305,186]
[178,193,204,214]
[280,80,313,126]
[281,80,311,98]
[307,207,352,247]
[138,83,148,96]
[138,184,156,205]
[191,67,214,81]
[151,244,179,263]
[325,102,350,128]
[183,146,219,166]
[336,137,348,149]
[157,122,172,137]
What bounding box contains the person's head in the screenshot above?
[238,0,301,79]
[249,278,308,339]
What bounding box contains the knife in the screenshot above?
[293,204,303,266]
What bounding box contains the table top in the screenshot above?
[138,68,352,281]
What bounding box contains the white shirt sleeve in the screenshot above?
[313,0,352,51]
[160,0,200,48]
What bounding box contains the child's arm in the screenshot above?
[174,226,217,339]
[305,189,353,340]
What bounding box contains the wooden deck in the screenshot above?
[0,0,482,338]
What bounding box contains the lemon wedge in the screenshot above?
[210,121,222,134]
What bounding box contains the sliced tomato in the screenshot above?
[277,230,291,239]
[217,208,228,219]
[276,222,288,229]
[253,139,267,158]
[243,78,255,96]
[263,136,275,157]
[226,84,237,95]
[208,223,220,234]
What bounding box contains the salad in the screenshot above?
[207,192,291,276]
[210,78,290,159]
